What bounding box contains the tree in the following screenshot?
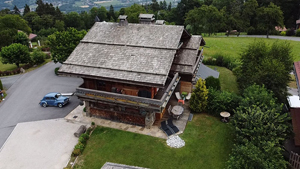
[236,40,293,103]
[108,5,116,21]
[175,0,202,25]
[0,43,31,68]
[23,12,38,29]
[256,3,284,38]
[190,78,208,113]
[13,5,20,15]
[98,6,108,21]
[167,2,172,11]
[31,50,46,64]
[54,20,65,31]
[0,15,31,49]
[241,0,258,33]
[125,4,146,23]
[14,32,29,46]
[64,12,85,30]
[23,4,31,16]
[48,28,87,64]
[185,5,223,35]
[205,76,221,90]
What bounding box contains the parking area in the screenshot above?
[0,119,84,169]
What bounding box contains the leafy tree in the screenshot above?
[31,50,46,64]
[185,5,223,35]
[14,32,29,46]
[98,6,108,21]
[206,88,240,116]
[175,0,202,25]
[64,12,85,30]
[205,76,221,90]
[227,141,289,169]
[125,4,146,23]
[150,0,160,12]
[0,43,31,68]
[119,8,125,15]
[48,28,87,64]
[23,12,38,29]
[241,0,258,33]
[54,20,65,31]
[256,3,284,38]
[190,78,208,113]
[236,40,293,103]
[23,4,31,16]
[0,15,31,49]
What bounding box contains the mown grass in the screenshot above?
[74,114,234,169]
[203,37,300,61]
[207,65,239,94]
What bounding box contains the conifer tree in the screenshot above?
[190,78,208,113]
[23,4,30,16]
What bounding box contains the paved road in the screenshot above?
[225,35,300,41]
[0,62,83,147]
[0,74,23,90]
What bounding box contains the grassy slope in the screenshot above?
[207,65,239,94]
[203,37,300,61]
[74,114,234,169]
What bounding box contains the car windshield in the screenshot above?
[55,93,62,98]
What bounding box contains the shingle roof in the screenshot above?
[82,22,184,49]
[59,43,175,85]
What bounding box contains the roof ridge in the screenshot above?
[63,62,168,76]
[80,40,178,50]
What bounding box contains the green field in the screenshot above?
[203,37,300,61]
[74,114,234,169]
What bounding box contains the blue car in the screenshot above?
[39,92,69,108]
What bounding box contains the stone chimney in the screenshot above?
[118,15,128,26]
[139,14,155,24]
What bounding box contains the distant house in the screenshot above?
[58,14,205,128]
[297,19,300,30]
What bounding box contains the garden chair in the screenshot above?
[160,121,174,136]
[167,118,180,133]
[175,92,182,100]
[168,105,172,115]
[185,93,192,100]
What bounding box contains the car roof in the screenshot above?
[44,92,60,97]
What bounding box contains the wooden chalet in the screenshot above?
[58,15,205,128]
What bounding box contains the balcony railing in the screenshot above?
[76,73,180,112]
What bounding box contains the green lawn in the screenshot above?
[74,114,234,169]
[203,37,300,61]
[207,65,239,94]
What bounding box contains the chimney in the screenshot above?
[155,20,165,25]
[118,15,128,26]
[139,14,155,24]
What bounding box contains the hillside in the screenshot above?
[0,0,178,12]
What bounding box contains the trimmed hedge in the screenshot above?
[0,79,3,90]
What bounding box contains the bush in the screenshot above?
[86,127,92,135]
[79,136,87,145]
[280,31,286,36]
[54,67,59,75]
[202,57,216,65]
[72,149,81,157]
[31,50,46,64]
[206,88,241,116]
[75,142,85,153]
[296,29,300,37]
[190,78,208,113]
[205,76,221,90]
[286,28,295,36]
[91,121,95,125]
[83,107,86,112]
[0,79,3,90]
[45,53,51,59]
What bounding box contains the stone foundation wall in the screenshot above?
[90,108,145,126]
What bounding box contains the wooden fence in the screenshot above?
[290,151,300,169]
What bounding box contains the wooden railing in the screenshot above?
[75,73,180,112]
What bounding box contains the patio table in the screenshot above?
[171,105,184,120]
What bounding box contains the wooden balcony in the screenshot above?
[76,73,180,112]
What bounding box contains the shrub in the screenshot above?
[75,142,85,153]
[72,149,81,157]
[45,53,51,59]
[86,127,92,135]
[202,57,216,65]
[190,78,208,113]
[0,79,3,90]
[286,28,295,36]
[54,67,59,75]
[91,121,95,125]
[83,107,86,112]
[206,88,241,116]
[296,29,300,37]
[205,76,221,90]
[79,136,87,145]
[31,50,46,64]
[280,31,286,36]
